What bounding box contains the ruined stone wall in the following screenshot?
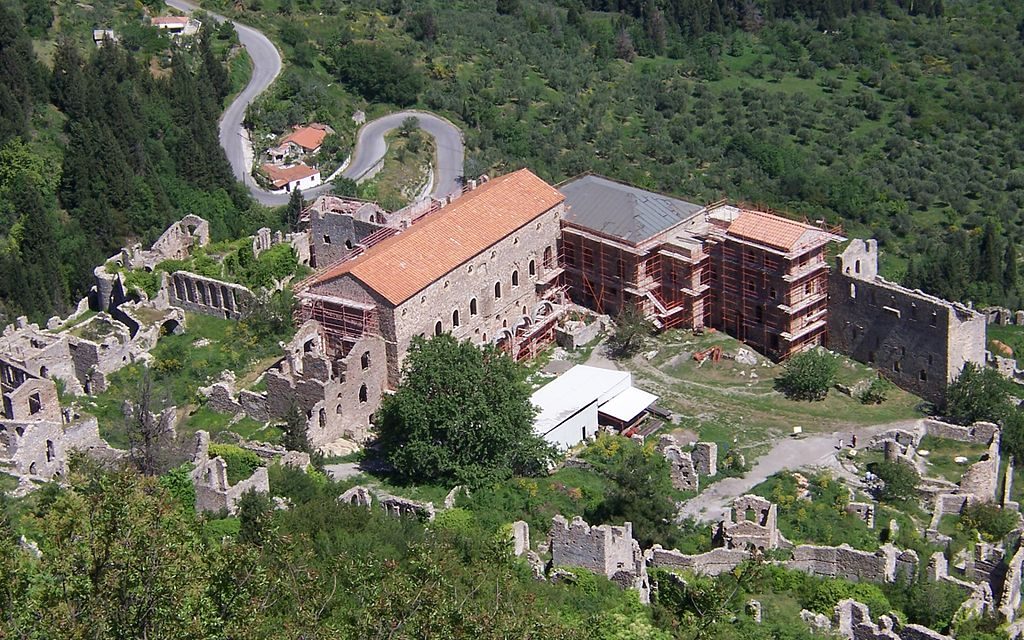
[722,495,781,550]
[309,207,387,267]
[922,419,999,445]
[646,546,750,576]
[165,271,254,320]
[190,431,270,514]
[999,545,1024,621]
[786,544,916,583]
[0,323,81,394]
[958,436,1001,501]
[3,378,60,422]
[549,514,649,603]
[828,239,986,404]
[833,599,953,640]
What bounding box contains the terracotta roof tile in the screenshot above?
[726,210,821,252]
[281,126,329,151]
[310,169,563,305]
[261,163,319,188]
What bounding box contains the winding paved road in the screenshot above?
[165,0,464,206]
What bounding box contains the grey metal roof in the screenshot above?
[559,175,704,244]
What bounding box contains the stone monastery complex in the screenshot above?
[1,167,990,480]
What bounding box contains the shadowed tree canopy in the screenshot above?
[376,334,554,487]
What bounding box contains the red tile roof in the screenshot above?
[261,163,319,189]
[281,125,330,151]
[726,210,822,252]
[310,169,564,305]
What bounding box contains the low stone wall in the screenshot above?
[645,546,750,576]
[555,318,603,350]
[785,543,917,583]
[833,599,952,640]
[922,418,998,445]
[165,271,255,320]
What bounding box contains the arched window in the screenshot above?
[452,309,460,327]
[361,351,371,370]
[529,260,536,276]
[494,281,502,299]
[434,321,443,336]
[512,270,519,287]
[543,246,554,268]
[849,283,856,299]
[358,384,368,403]
[470,298,478,316]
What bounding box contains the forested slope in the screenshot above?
[0,0,274,324]
[225,0,1024,307]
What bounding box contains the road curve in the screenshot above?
[164,0,464,207]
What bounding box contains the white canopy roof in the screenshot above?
[598,387,658,422]
[532,365,630,436]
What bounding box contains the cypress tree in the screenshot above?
[286,188,304,231]
[981,221,1002,285]
[1005,241,1019,293]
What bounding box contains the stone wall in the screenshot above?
[549,514,650,603]
[190,431,270,514]
[922,418,999,445]
[335,484,435,520]
[721,494,782,551]
[833,599,952,640]
[165,271,255,321]
[958,435,1001,501]
[786,543,917,583]
[693,442,718,477]
[308,200,390,268]
[645,546,750,576]
[999,545,1024,621]
[846,502,876,529]
[828,239,986,404]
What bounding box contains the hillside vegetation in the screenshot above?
[217,0,1024,307]
[0,0,278,324]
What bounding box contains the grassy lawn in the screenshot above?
[180,406,282,444]
[987,324,1024,368]
[917,436,989,484]
[78,313,287,448]
[619,330,924,456]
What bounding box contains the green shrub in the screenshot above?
[158,462,196,510]
[868,461,920,503]
[960,502,1017,542]
[775,350,839,401]
[859,376,893,405]
[122,269,161,298]
[208,444,262,485]
[806,579,891,617]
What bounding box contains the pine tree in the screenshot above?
[981,221,1002,285]
[1005,241,1019,293]
[286,188,304,231]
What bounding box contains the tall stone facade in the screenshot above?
[828,239,986,404]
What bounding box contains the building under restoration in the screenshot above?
[559,175,843,359]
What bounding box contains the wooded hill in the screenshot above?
[228,0,1024,308]
[0,0,275,324]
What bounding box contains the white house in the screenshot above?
[261,163,322,193]
[531,365,657,449]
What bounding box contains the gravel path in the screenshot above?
[677,418,923,523]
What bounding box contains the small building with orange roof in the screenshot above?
[260,162,321,193]
[267,124,334,163]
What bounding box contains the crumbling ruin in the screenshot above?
[336,484,436,521]
[548,514,650,603]
[190,431,270,514]
[718,494,787,551]
[828,239,986,404]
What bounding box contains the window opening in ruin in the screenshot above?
[452,309,460,327]
[303,339,315,353]
[470,298,478,316]
[319,408,326,430]
[514,236,519,245]
[512,270,519,287]
[805,282,813,295]
[361,351,370,370]
[434,321,442,336]
[336,403,343,415]
[494,282,502,299]
[893,361,901,373]
[345,240,354,250]
[850,283,856,299]
[482,333,487,341]
[930,312,937,327]
[358,384,368,403]
[900,346,906,357]
[29,462,36,475]
[769,287,777,299]
[28,393,41,415]
[920,370,928,382]
[323,234,331,244]
[529,260,536,277]
[928,354,933,366]
[910,304,917,320]
[544,246,554,268]
[868,351,875,363]
[855,259,861,274]
[744,508,757,522]
[503,319,508,328]
[39,366,48,378]
[46,440,54,462]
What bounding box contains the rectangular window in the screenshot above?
[323,235,331,244]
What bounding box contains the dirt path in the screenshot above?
[677,418,923,523]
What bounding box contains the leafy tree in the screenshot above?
[774,350,839,401]
[867,461,919,503]
[327,42,423,106]
[586,436,680,549]
[607,303,653,358]
[960,502,1018,542]
[237,488,275,546]
[377,334,554,487]
[858,376,893,405]
[945,362,1012,425]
